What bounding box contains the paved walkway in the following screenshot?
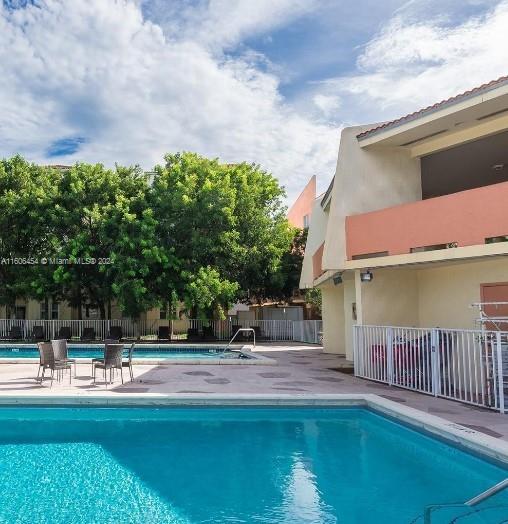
[1,343,508,441]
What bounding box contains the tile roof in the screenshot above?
[356,75,508,140]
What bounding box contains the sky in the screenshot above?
[1,0,508,203]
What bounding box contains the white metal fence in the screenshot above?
[0,318,149,341]
[0,318,322,344]
[354,325,508,412]
[292,320,323,344]
[147,319,295,341]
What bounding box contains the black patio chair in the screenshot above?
[108,326,123,341]
[57,326,72,340]
[81,327,96,341]
[158,326,170,340]
[0,325,23,340]
[92,343,125,386]
[187,328,200,342]
[251,326,264,341]
[31,325,45,341]
[37,342,72,387]
[202,325,217,341]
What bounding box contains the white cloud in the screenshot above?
[317,0,508,123]
[0,0,336,202]
[141,0,316,52]
[313,94,341,118]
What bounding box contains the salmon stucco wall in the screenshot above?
[287,176,316,229]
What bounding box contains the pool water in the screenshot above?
[0,345,243,359]
[0,407,506,523]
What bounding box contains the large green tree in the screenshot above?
[267,227,307,302]
[0,156,58,309]
[49,163,167,319]
[0,153,296,320]
[150,152,293,317]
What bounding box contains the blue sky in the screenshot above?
[1,0,507,201]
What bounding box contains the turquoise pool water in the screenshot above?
[0,407,506,523]
[0,345,243,359]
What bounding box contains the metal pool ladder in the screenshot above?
[416,478,508,523]
[222,328,256,354]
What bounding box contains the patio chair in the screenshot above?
[57,326,72,340]
[202,325,217,341]
[31,325,45,341]
[51,339,77,377]
[231,325,242,338]
[92,343,125,386]
[37,342,72,387]
[108,326,123,340]
[187,328,200,342]
[158,326,170,340]
[81,327,96,341]
[0,326,23,340]
[122,343,135,382]
[251,326,264,341]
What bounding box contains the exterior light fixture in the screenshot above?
[360,270,373,282]
[491,163,505,171]
[332,272,343,285]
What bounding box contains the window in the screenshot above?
[14,306,26,320]
[160,302,168,320]
[51,301,59,320]
[40,301,48,320]
[303,214,310,229]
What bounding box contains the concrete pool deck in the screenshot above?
[0,343,507,442]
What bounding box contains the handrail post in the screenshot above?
[431,328,440,397]
[386,327,394,386]
[353,326,358,375]
[496,331,505,414]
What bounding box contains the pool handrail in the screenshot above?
[420,478,508,523]
[223,328,256,353]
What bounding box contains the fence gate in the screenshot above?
[354,325,507,413]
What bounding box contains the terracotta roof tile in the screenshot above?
[356,75,508,140]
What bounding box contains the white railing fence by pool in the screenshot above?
[354,325,508,413]
[149,319,296,341]
[0,318,322,343]
[292,320,323,344]
[0,319,149,341]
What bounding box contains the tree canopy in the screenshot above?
[0,152,299,319]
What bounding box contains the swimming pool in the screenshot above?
[0,406,506,523]
[0,344,247,360]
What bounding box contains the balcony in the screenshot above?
[312,243,324,279]
[345,181,508,260]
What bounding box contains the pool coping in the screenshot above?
[0,393,506,466]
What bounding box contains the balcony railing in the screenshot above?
[346,181,508,259]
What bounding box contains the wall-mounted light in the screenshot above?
[360,270,373,282]
[491,163,505,171]
[332,272,343,285]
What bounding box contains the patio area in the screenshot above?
[1,342,508,441]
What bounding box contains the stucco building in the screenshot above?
[301,76,508,360]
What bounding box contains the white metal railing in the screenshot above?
[0,318,148,341]
[0,318,321,343]
[292,320,323,344]
[354,325,508,412]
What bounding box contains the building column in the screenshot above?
[320,283,345,356]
